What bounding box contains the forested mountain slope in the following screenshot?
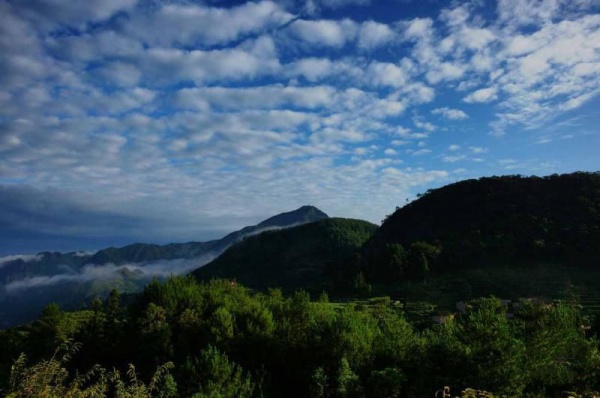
[364,172,600,281]
[193,218,377,291]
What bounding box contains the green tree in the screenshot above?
[368,368,405,398]
[182,346,254,398]
[408,242,441,283]
[457,298,526,395]
[336,358,363,398]
[310,367,329,398]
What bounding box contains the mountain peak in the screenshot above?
[258,205,329,228]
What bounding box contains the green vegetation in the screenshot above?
[193,218,377,292]
[1,277,600,397]
[6,341,176,398]
[365,172,600,282]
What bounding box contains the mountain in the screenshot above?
[192,218,378,291]
[0,205,328,327]
[364,172,600,281]
[83,205,328,266]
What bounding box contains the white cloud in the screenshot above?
[409,149,432,156]
[5,256,216,293]
[287,19,358,48]
[126,1,293,47]
[176,85,336,111]
[442,155,466,163]
[489,13,600,132]
[412,116,437,132]
[496,0,596,29]
[305,0,370,14]
[426,62,465,84]
[458,26,496,51]
[139,37,281,85]
[365,62,409,88]
[464,87,498,103]
[11,0,139,31]
[46,30,144,63]
[470,146,489,154]
[399,83,436,105]
[286,58,360,82]
[402,17,435,41]
[358,21,396,50]
[432,107,469,120]
[505,34,542,56]
[448,144,461,151]
[0,254,42,267]
[561,90,600,110]
[98,62,142,87]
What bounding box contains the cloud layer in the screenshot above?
[4,256,215,294]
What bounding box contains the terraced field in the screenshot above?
[359,263,600,323]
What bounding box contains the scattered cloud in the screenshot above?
[470,146,489,154]
[442,155,466,163]
[287,19,357,48]
[464,87,498,103]
[432,107,469,120]
[358,21,396,50]
[125,2,293,47]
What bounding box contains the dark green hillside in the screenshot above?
[193,218,377,290]
[365,172,600,281]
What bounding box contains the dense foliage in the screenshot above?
[1,277,600,397]
[193,218,377,291]
[365,172,600,281]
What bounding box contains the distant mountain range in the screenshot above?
[0,205,328,327]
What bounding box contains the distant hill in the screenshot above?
[192,218,378,291]
[0,205,328,327]
[364,172,600,281]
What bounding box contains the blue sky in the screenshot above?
[0,0,599,255]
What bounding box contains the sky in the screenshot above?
[0,0,599,255]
